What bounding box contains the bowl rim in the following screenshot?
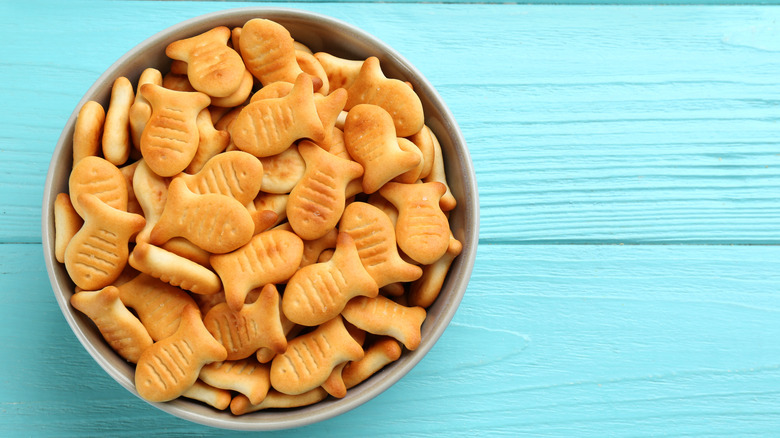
[41,6,479,431]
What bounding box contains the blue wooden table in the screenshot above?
[3,1,780,436]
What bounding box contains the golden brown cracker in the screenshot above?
[230,388,328,414]
[132,159,169,244]
[282,232,378,326]
[102,76,134,165]
[342,337,403,389]
[423,127,457,211]
[185,108,231,174]
[296,50,329,95]
[135,305,227,402]
[129,68,163,150]
[116,273,197,341]
[72,101,105,165]
[182,380,232,410]
[344,104,421,194]
[258,144,305,194]
[199,358,271,405]
[379,181,450,265]
[54,193,83,264]
[339,202,422,288]
[165,26,246,98]
[64,193,145,290]
[209,68,254,108]
[229,74,324,157]
[313,52,363,91]
[128,242,222,295]
[139,83,211,177]
[210,229,303,311]
[71,286,153,363]
[150,178,254,254]
[409,235,463,308]
[345,57,424,137]
[239,18,306,86]
[69,155,128,217]
[178,150,263,205]
[287,140,363,240]
[203,284,287,360]
[270,315,363,395]
[341,295,427,350]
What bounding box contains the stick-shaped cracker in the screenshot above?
[423,128,457,211]
[129,68,162,150]
[200,358,271,405]
[339,202,422,288]
[379,181,450,265]
[342,337,403,389]
[54,193,83,264]
[344,104,421,194]
[132,159,168,244]
[116,273,197,341]
[210,229,303,312]
[64,193,145,290]
[165,26,246,98]
[342,295,427,351]
[203,284,287,361]
[182,380,232,410]
[69,155,128,217]
[408,125,435,180]
[118,160,143,216]
[408,235,463,308]
[102,76,134,166]
[345,57,424,137]
[128,242,222,296]
[230,388,328,415]
[282,232,378,326]
[140,84,211,177]
[287,140,363,240]
[177,150,263,206]
[270,315,364,395]
[72,101,105,165]
[161,237,212,267]
[229,74,324,157]
[70,286,153,363]
[150,178,254,254]
[135,305,227,402]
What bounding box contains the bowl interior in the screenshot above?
[42,7,478,431]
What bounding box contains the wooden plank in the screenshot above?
[5,242,780,436]
[3,3,780,244]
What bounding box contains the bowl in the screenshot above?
[41,7,479,431]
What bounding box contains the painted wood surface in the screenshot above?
[2,1,780,436]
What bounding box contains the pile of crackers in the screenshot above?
[53,18,462,414]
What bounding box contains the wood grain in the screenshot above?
[4,244,780,436]
[4,1,780,436]
[3,3,780,243]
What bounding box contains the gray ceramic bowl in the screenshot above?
[41,7,478,431]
